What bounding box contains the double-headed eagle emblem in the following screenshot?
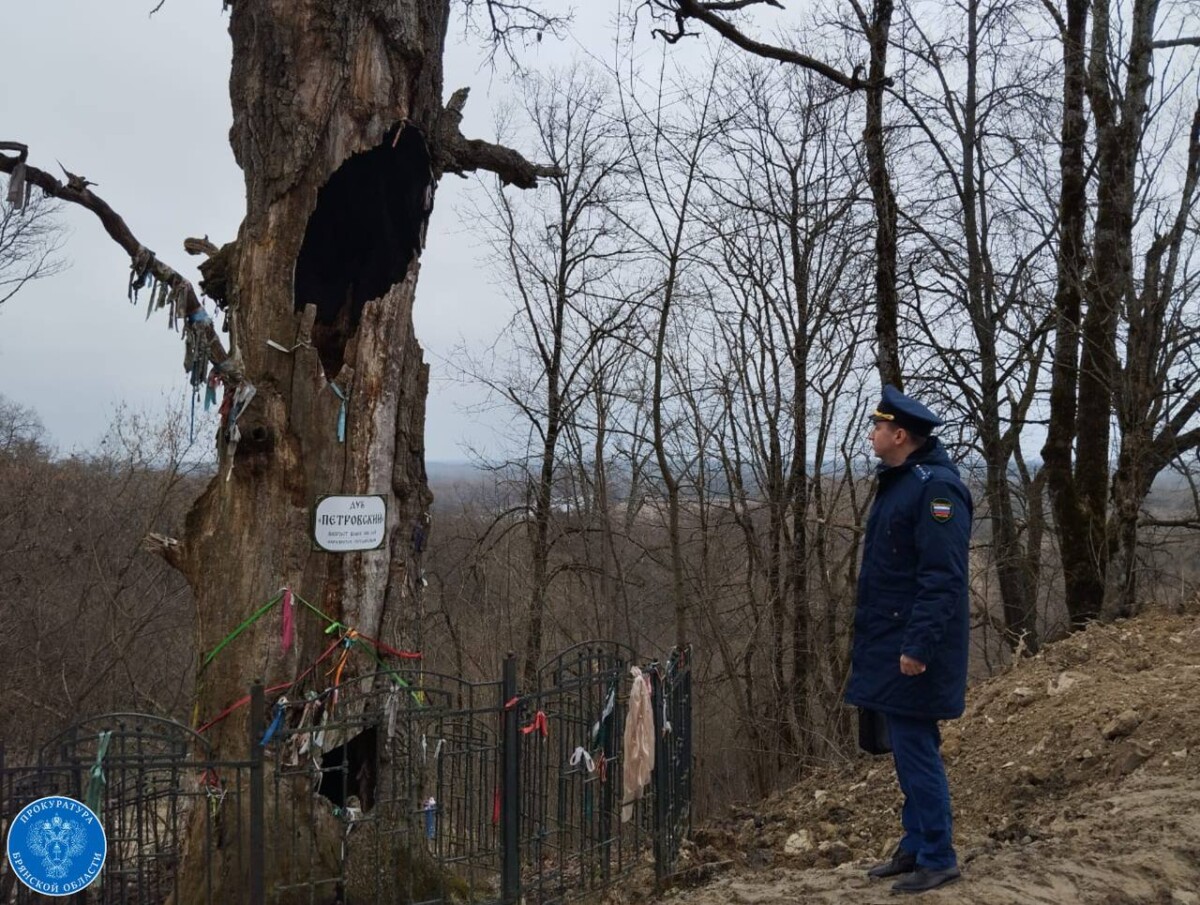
[27,814,87,879]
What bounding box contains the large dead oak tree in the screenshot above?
[2,0,558,897]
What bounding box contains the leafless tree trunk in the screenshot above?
[1042,0,1200,627]
[1106,102,1200,616]
[1041,0,1093,628]
[849,0,902,388]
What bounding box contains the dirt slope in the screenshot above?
[674,611,1200,904]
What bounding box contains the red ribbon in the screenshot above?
[199,767,222,789]
[280,588,295,654]
[196,692,258,735]
[521,710,549,737]
[217,387,233,421]
[492,788,501,825]
[357,632,422,660]
[196,636,341,734]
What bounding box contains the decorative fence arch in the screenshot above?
[0,644,692,904]
[4,712,239,905]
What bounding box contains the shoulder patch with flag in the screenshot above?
[930,498,954,522]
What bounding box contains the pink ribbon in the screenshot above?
[280,587,295,654]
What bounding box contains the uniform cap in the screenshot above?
[871,385,943,436]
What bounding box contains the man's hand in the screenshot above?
[900,654,926,676]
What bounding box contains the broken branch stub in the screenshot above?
[433,87,563,188]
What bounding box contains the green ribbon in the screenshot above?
[85,731,113,815]
[292,593,421,702]
[292,594,339,630]
[201,589,424,704]
[200,592,284,671]
[360,638,417,696]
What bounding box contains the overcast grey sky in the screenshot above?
[0,0,640,460]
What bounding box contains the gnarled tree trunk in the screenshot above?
[183,0,444,759]
[1,2,551,895]
[160,2,552,899]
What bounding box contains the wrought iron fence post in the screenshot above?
[249,681,265,905]
[500,653,521,905]
[650,666,669,889]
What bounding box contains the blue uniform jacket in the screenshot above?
[845,438,972,721]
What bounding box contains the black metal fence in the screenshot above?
[0,643,691,905]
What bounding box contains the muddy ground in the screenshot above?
[665,610,1200,904]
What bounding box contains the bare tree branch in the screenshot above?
[143,532,184,569]
[0,141,236,376]
[1037,0,1066,35]
[434,88,563,188]
[1152,36,1200,50]
[460,0,572,67]
[701,0,785,10]
[648,0,888,90]
[0,184,66,306]
[1139,517,1200,529]
[0,145,175,290]
[183,236,220,257]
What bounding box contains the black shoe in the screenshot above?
[890,866,961,894]
[867,848,917,879]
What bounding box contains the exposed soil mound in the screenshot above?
[676,610,1200,904]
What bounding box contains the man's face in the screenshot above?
[869,419,902,461]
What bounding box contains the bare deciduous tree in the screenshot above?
[695,58,872,779]
[466,65,639,679]
[643,0,903,386]
[890,0,1057,652]
[0,403,200,758]
[1042,0,1200,627]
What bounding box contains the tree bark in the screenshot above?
[154,2,553,898]
[859,0,902,390]
[959,0,1041,653]
[1041,0,1094,629]
[1107,102,1200,616]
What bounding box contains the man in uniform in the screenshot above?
[846,385,972,894]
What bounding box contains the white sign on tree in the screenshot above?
[313,495,387,552]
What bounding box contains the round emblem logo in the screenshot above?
[5,796,106,897]
[930,498,954,522]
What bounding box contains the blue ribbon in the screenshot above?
[204,362,222,413]
[330,382,348,443]
[260,703,285,747]
[424,799,437,839]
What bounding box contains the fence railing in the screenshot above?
[0,643,692,905]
